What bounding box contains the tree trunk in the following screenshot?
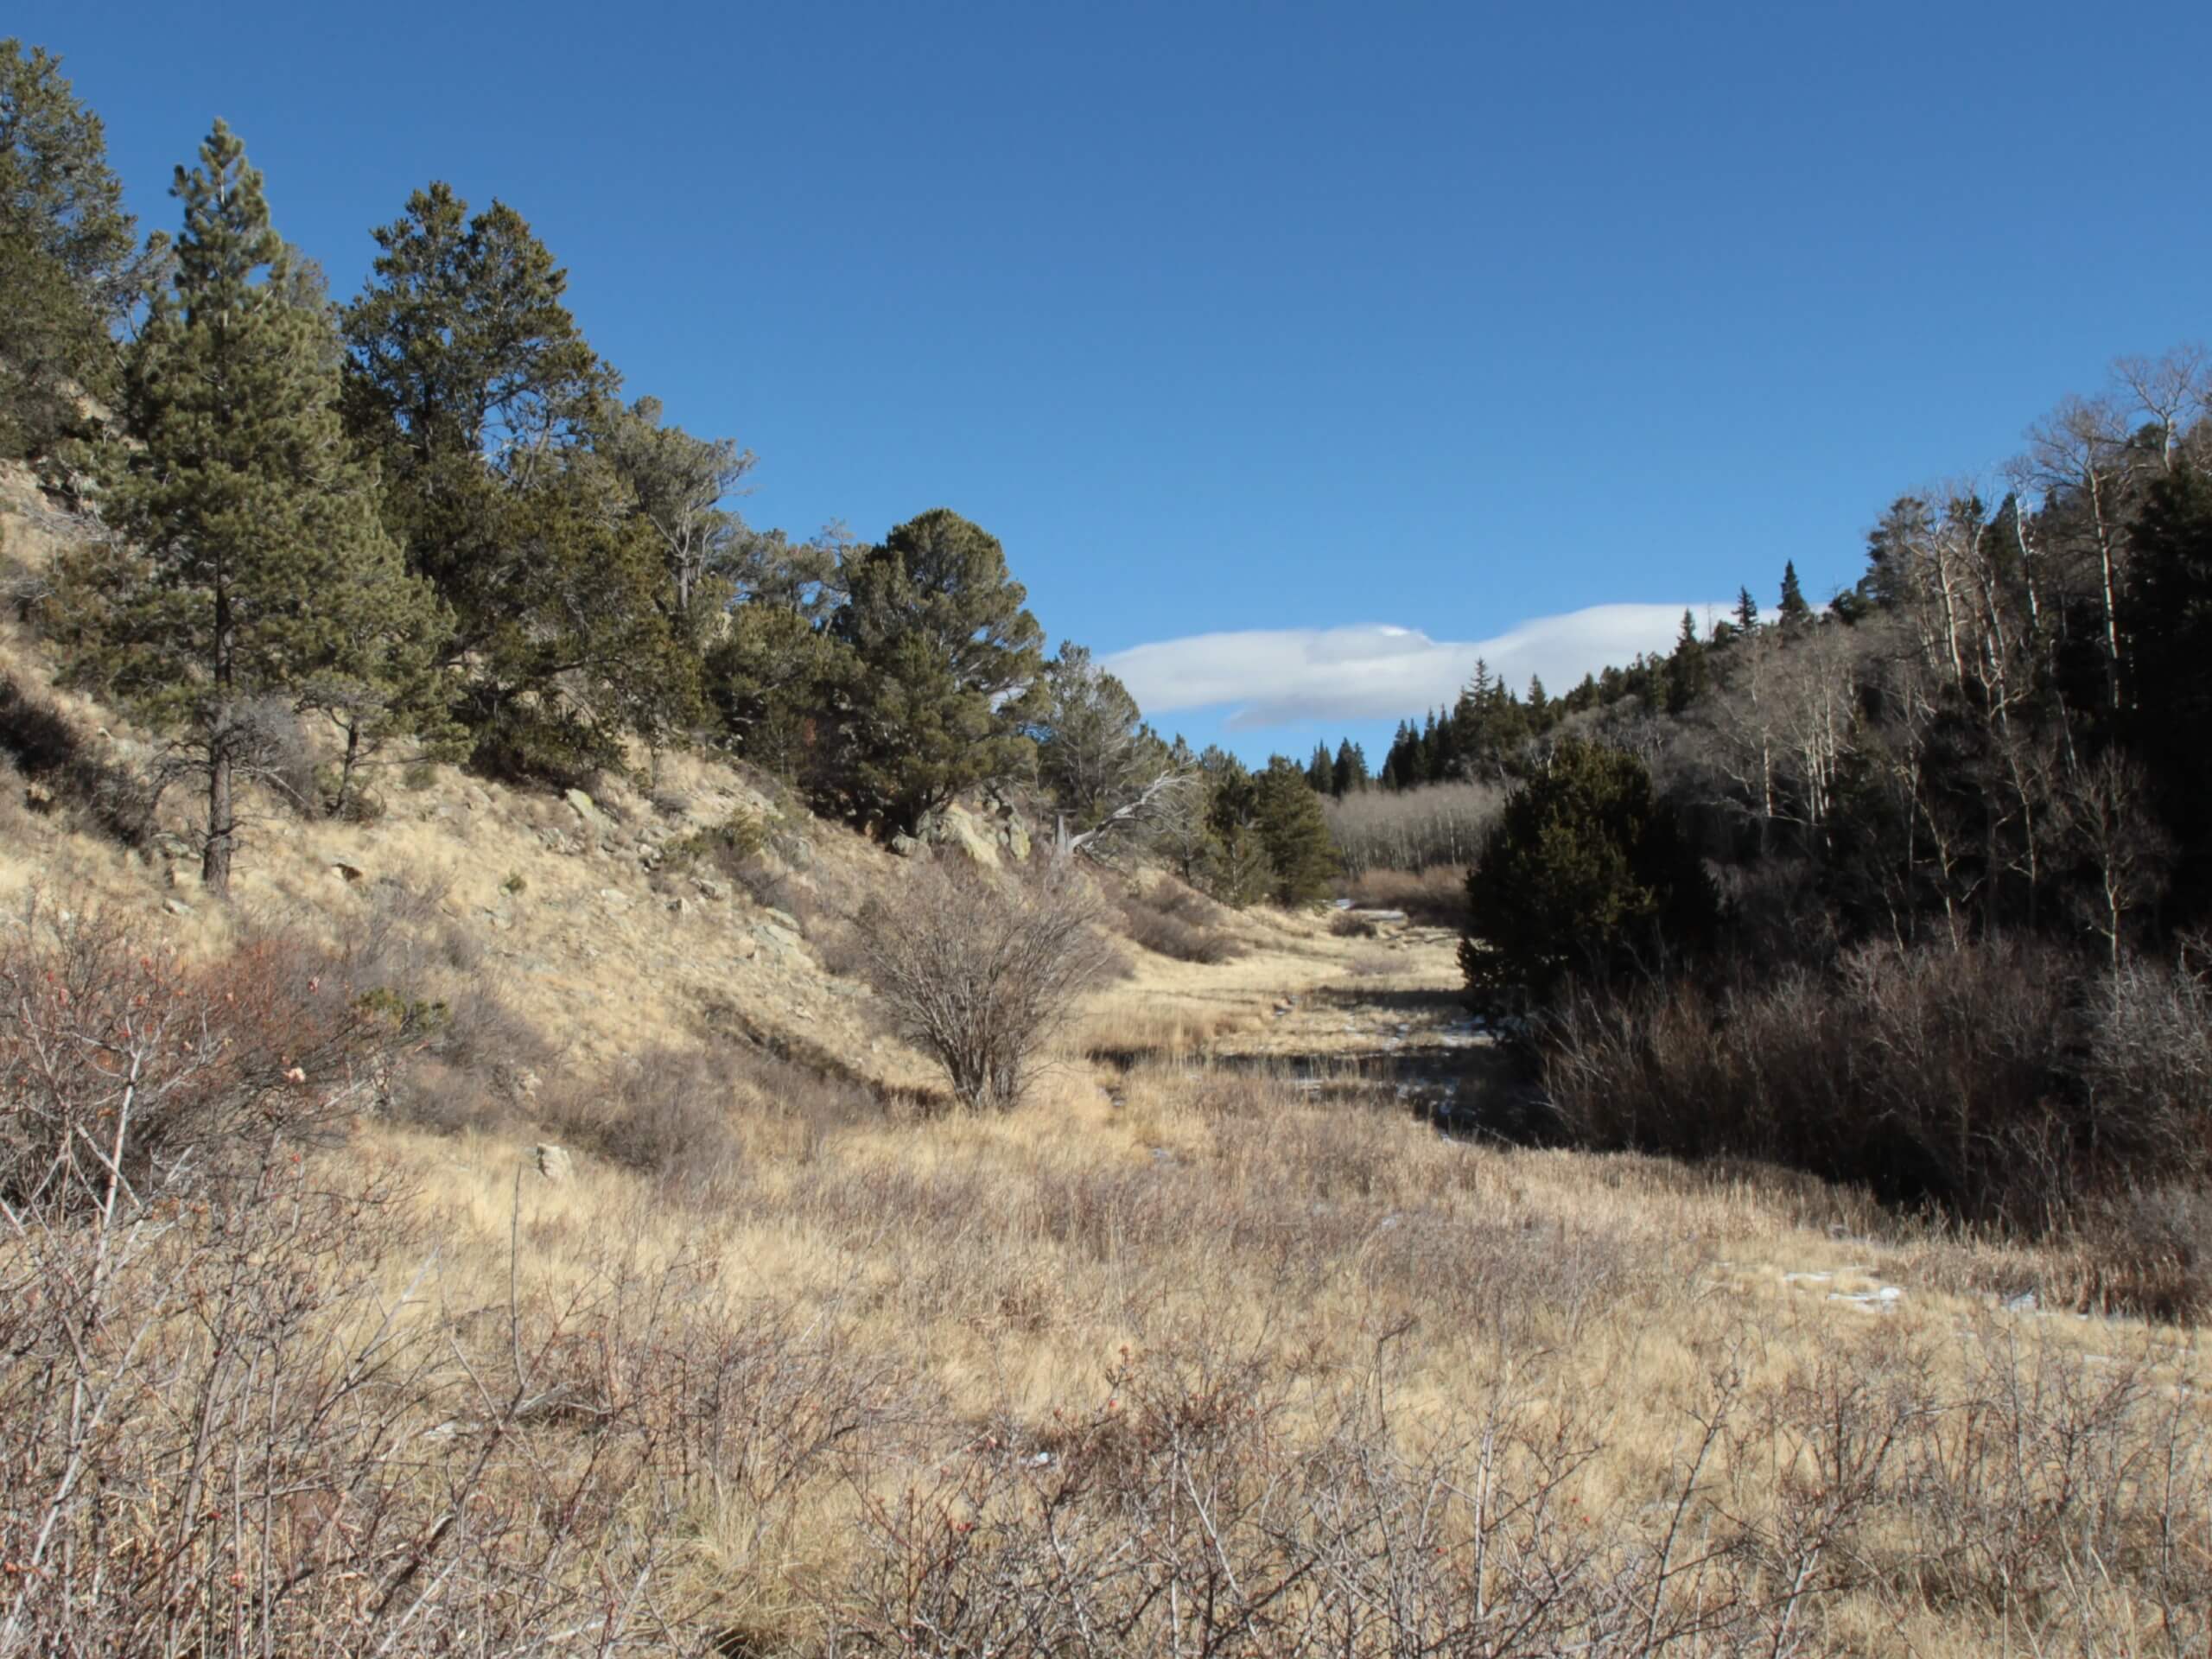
[333,719,362,820]
[206,575,235,896]
[203,738,234,898]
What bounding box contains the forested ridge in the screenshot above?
[1299,344,2212,1258]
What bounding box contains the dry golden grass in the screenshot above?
[6,479,2211,1651]
[352,991,2212,1653]
[278,916,2202,1653]
[9,799,2210,1649]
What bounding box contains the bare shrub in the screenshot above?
[332,877,551,1112]
[1547,936,2212,1259]
[0,899,397,1209]
[1339,864,1466,926]
[1115,876,1243,963]
[1550,941,2077,1224]
[391,1054,511,1135]
[661,807,766,881]
[734,857,823,932]
[722,1040,883,1159]
[1325,779,1502,875]
[856,857,1120,1109]
[0,1159,880,1652]
[0,904,900,1652]
[812,912,872,979]
[2082,1184,2212,1323]
[246,696,321,817]
[1331,909,1382,938]
[2082,938,2212,1161]
[542,1045,746,1199]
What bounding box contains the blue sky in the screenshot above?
[22,0,2212,760]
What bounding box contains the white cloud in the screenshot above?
[1103,604,1713,729]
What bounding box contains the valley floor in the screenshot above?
[361,912,2212,1654]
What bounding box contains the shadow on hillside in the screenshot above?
[0,672,156,845]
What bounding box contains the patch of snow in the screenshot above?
[1827,1286,1905,1313]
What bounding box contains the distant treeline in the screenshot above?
[1441,345,2212,1258]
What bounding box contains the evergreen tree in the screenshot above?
[1211,820,1276,908]
[1460,739,1715,1007]
[296,577,461,820]
[1150,735,1220,887]
[1330,737,1368,796]
[1733,586,1758,632]
[705,601,855,791]
[1306,741,1333,793]
[1189,747,1271,905]
[1251,755,1339,903]
[597,392,756,632]
[1033,641,1163,830]
[1199,745,1257,827]
[0,39,148,459]
[71,123,443,894]
[1381,721,1416,790]
[1778,560,1813,629]
[1664,607,1707,714]
[833,508,1045,831]
[1452,664,1533,782]
[341,181,683,782]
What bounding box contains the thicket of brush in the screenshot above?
[1543,938,2212,1319]
[1112,874,1246,964]
[4,904,2209,1653]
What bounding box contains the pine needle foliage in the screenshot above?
[65,123,446,893]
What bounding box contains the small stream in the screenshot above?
[1209,1007,1559,1144]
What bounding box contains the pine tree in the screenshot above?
[1150,736,1219,888]
[1778,561,1813,629]
[73,123,444,894]
[1191,747,1272,906]
[1034,641,1163,830]
[1330,737,1368,796]
[834,508,1046,831]
[1665,608,1707,714]
[705,601,856,789]
[1734,585,1758,632]
[0,39,148,458]
[341,181,684,782]
[1306,741,1333,793]
[1381,721,1416,790]
[2122,461,2212,918]
[1211,820,1276,909]
[1461,739,1714,1007]
[1252,756,1339,903]
[598,392,756,630]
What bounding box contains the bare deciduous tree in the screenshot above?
[2024,393,2138,712]
[2113,344,2210,473]
[2056,749,2171,969]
